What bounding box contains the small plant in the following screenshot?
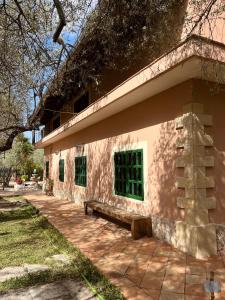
[15,177,23,185]
[21,175,29,182]
[45,178,54,196]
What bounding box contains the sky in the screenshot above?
[24,131,32,142]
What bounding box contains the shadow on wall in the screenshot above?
[50,81,198,222]
[66,147,75,196]
[151,119,184,221]
[86,134,147,214]
[76,80,191,145]
[85,117,183,222]
[192,80,225,227]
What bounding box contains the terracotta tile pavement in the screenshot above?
[24,193,225,300]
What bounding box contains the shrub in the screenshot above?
[21,175,29,182]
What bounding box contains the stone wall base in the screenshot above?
[144,214,224,256]
[173,221,217,259]
[216,224,225,251]
[53,188,84,206]
[151,215,176,245]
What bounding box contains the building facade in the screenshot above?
[35,1,225,259]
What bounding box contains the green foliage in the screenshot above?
[33,149,44,169]
[0,204,38,222]
[0,134,44,179]
[21,175,29,182]
[0,167,13,187]
[0,134,33,173]
[45,178,54,195]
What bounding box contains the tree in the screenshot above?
[32,149,44,178]
[0,134,33,176]
[0,0,96,152]
[0,0,224,153]
[0,134,44,179]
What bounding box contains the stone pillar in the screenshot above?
[174,103,217,259]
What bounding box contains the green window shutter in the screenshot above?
[59,159,64,182]
[46,161,49,178]
[75,156,87,187]
[114,149,144,201]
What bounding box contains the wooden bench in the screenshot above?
[84,200,152,240]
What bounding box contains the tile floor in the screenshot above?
[24,193,225,300]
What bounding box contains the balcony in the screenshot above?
[35,36,225,149]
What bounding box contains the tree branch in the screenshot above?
[13,0,31,27]
[0,126,33,152]
[53,0,66,43]
[0,125,32,133]
[188,0,217,36]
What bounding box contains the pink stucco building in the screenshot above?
[34,1,225,259]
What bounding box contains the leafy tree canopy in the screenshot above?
[0,134,44,178]
[0,0,224,152]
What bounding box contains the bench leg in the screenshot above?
[131,219,145,240]
[84,204,96,216]
[131,218,152,240]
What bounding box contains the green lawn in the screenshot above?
[0,196,123,300]
[0,215,57,268]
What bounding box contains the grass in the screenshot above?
[1,195,25,202]
[0,196,124,299]
[0,205,38,222]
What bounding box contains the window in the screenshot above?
[75,156,87,186]
[53,116,60,130]
[59,159,64,182]
[74,92,89,113]
[45,161,49,178]
[114,149,144,200]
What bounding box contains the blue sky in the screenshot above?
[24,131,32,141]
